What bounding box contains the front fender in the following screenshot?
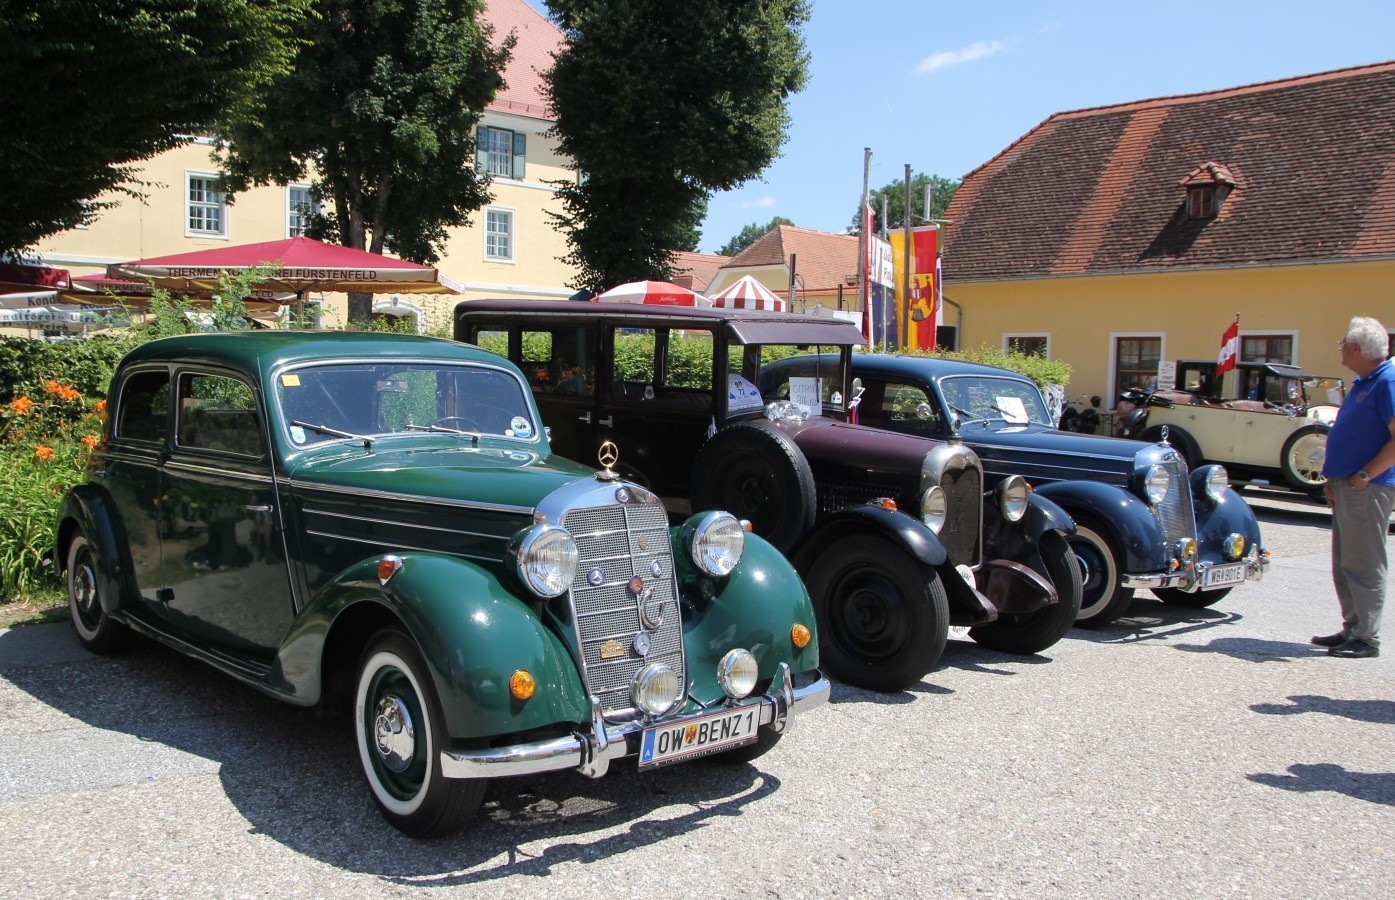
[1034,480,1168,573]
[276,553,589,740]
[1194,487,1264,563]
[54,484,136,615]
[984,493,1075,565]
[789,503,947,568]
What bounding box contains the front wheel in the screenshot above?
[355,630,484,837]
[1153,586,1233,609]
[66,534,127,654]
[1281,426,1328,494]
[970,531,1083,654]
[803,535,949,692]
[1066,517,1135,628]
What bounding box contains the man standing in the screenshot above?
[1314,317,1395,658]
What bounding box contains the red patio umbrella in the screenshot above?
[62,274,292,313]
[593,280,710,307]
[708,275,786,312]
[0,261,70,295]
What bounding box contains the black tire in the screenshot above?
[969,531,1082,654]
[66,534,128,654]
[711,728,783,765]
[690,422,816,553]
[1066,516,1135,627]
[803,535,949,692]
[1280,426,1328,494]
[1141,424,1200,471]
[1153,586,1233,609]
[355,629,485,837]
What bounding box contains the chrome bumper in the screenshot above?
[1121,546,1269,592]
[440,663,830,780]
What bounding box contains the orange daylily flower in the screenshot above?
[60,386,80,402]
[44,381,62,395]
[81,435,98,450]
[8,396,33,415]
[35,445,56,462]
[94,399,107,414]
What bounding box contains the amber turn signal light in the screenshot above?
[791,623,811,649]
[377,555,402,586]
[875,497,897,511]
[510,669,536,701]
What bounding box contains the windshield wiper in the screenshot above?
[404,423,480,445]
[950,405,992,428]
[291,419,374,449]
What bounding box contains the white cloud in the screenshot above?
[741,196,777,209]
[914,40,1005,75]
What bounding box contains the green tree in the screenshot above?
[851,172,960,236]
[718,216,794,257]
[545,0,810,292]
[0,0,312,257]
[216,0,512,323]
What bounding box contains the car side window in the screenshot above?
[115,370,171,443]
[176,373,263,457]
[523,326,595,396]
[863,381,941,430]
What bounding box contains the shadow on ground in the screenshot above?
[1251,694,1395,724]
[1248,763,1395,806]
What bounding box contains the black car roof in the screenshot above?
[846,352,1037,383]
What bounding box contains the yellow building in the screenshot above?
[941,61,1395,407]
[27,0,576,332]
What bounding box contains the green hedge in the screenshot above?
[888,344,1072,389]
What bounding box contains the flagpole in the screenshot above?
[859,148,871,352]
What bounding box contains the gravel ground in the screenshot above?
[1,504,1392,899]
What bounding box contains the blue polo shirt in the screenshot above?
[1323,359,1395,485]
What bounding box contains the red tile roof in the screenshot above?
[483,0,562,121]
[668,250,729,292]
[725,225,859,293]
[942,61,1395,279]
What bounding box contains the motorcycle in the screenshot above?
[1058,394,1103,433]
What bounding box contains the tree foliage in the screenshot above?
[0,0,312,257]
[851,172,960,236]
[718,216,794,257]
[544,0,811,292]
[216,0,512,320]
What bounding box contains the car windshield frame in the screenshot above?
[738,344,853,419]
[271,357,541,449]
[936,373,1053,428]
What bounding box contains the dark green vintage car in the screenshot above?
[55,331,828,836]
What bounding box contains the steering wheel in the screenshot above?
[431,416,483,432]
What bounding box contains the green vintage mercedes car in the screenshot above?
[54,331,828,837]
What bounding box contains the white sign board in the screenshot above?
[1157,360,1177,391]
[788,377,823,412]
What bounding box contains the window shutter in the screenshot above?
[512,132,527,180]
[476,127,490,171]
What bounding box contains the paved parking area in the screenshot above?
[1,506,1392,898]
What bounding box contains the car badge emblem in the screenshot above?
[598,639,625,660]
[616,486,632,503]
[587,567,605,586]
[639,535,650,551]
[650,559,662,578]
[632,631,652,656]
[1159,424,1171,445]
[596,440,621,481]
[628,575,645,595]
[684,724,699,744]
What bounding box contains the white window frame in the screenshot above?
[1108,331,1167,409]
[185,171,228,238]
[485,207,515,263]
[1002,333,1051,357]
[286,183,319,238]
[1238,329,1299,365]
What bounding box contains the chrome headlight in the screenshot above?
[688,511,745,577]
[1202,465,1229,502]
[511,524,578,598]
[1143,465,1171,504]
[996,475,1029,523]
[920,485,948,533]
[632,662,683,716]
[717,648,759,700]
[1224,532,1246,560]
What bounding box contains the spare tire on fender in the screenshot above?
[690,422,817,553]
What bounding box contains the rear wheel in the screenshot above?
[355,629,484,837]
[1281,426,1328,494]
[1153,586,1233,609]
[804,535,949,692]
[1066,517,1135,627]
[970,531,1082,653]
[66,534,127,654]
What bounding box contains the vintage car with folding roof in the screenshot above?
[55,331,828,837]
[456,300,1082,692]
[1118,360,1343,498]
[798,353,1268,625]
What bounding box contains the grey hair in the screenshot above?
[1344,317,1389,360]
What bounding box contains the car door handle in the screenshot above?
[245,504,272,513]
[579,412,592,424]
[599,416,613,427]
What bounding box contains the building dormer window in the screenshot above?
[1180,162,1237,220]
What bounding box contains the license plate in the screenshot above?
[1203,562,1246,587]
[638,705,761,769]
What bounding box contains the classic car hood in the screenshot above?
[954,423,1139,485]
[286,442,597,510]
[770,416,941,477]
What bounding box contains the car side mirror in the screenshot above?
[915,402,935,421]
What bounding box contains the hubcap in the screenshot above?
[72,553,101,628]
[374,695,416,773]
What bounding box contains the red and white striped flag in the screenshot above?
[1217,316,1240,374]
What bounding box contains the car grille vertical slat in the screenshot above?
[938,464,982,567]
[1154,455,1197,548]
[562,502,685,717]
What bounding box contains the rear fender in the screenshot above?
[1034,481,1169,572]
[277,553,589,740]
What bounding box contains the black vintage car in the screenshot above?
[790,353,1268,626]
[456,300,1082,691]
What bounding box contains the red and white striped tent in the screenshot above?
[708,275,786,312]
[594,280,710,307]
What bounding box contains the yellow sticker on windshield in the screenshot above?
[282,374,301,387]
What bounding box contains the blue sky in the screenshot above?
[523,1,1395,254]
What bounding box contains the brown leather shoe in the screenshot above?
[1311,632,1348,647]
[1329,639,1380,658]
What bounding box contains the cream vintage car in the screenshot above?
[1118,361,1343,497]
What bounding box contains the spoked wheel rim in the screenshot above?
[824,562,913,664]
[1286,433,1326,488]
[69,545,103,636]
[359,653,431,809]
[1067,528,1116,621]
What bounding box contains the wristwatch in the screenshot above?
[1356,469,1371,481]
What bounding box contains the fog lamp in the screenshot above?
[717,648,759,700]
[632,663,682,716]
[1224,532,1246,560]
[1174,537,1198,563]
[510,669,536,701]
[791,623,812,649]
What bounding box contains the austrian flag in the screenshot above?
[1217,318,1240,374]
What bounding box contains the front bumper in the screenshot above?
[1121,545,1270,592]
[439,663,830,780]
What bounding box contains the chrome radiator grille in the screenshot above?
[1153,455,1197,548]
[939,465,982,567]
[561,501,685,717]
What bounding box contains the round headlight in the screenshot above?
[717,648,759,699]
[1143,465,1171,504]
[1203,465,1230,502]
[512,524,578,597]
[1224,532,1246,560]
[920,484,948,533]
[689,511,745,577]
[632,663,682,716]
[997,475,1029,523]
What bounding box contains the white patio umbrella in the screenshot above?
[708,275,786,311]
[594,280,710,307]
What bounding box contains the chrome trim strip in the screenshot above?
[163,460,275,482]
[301,506,509,543]
[291,479,534,516]
[301,529,493,562]
[438,669,830,779]
[534,477,659,526]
